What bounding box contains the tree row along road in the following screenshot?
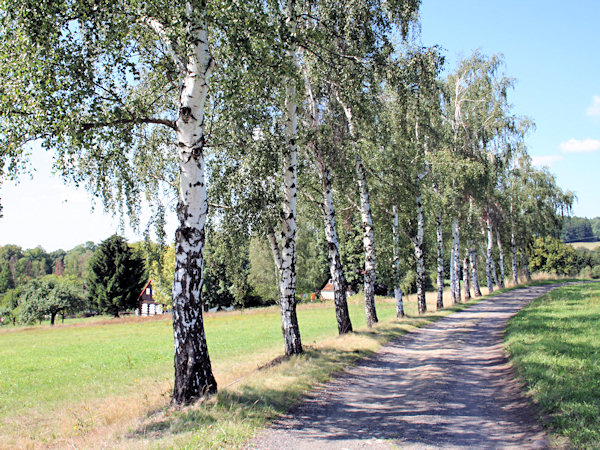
[249,284,559,449]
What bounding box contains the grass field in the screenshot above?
[1,291,468,448]
[567,241,600,250]
[505,281,600,447]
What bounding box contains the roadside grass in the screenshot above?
[505,281,600,448]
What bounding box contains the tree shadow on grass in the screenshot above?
[126,344,379,443]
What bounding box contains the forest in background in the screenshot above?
[561,216,600,243]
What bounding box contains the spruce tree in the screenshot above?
[87,235,145,317]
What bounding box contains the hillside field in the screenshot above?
[567,241,600,250]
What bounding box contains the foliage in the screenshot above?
[86,235,145,317]
[561,216,600,243]
[18,275,86,325]
[148,244,175,307]
[528,236,579,276]
[506,283,600,447]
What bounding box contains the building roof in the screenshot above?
[137,279,153,301]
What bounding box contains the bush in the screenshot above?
[580,266,592,279]
[592,265,600,279]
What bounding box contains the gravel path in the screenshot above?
[249,284,559,449]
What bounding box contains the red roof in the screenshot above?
[137,279,153,301]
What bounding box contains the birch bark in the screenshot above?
[303,67,352,334]
[392,206,405,318]
[484,219,494,294]
[496,229,505,289]
[451,217,461,303]
[511,230,519,285]
[436,212,444,310]
[356,155,378,327]
[463,250,471,300]
[278,0,302,355]
[336,93,378,327]
[470,246,483,297]
[171,7,217,404]
[414,194,426,315]
[320,165,353,333]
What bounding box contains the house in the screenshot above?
[319,280,335,300]
[137,280,164,316]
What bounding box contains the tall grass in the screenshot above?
[505,281,600,447]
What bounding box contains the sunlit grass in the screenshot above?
[505,281,600,447]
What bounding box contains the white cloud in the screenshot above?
[559,138,600,153]
[587,95,600,117]
[531,155,564,167]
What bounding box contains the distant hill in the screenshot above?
[561,216,600,243]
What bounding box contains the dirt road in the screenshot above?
[249,284,558,449]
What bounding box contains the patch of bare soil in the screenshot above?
[249,285,560,449]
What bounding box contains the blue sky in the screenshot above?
[1,1,599,251]
[419,0,600,219]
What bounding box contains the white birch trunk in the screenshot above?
[436,212,444,310]
[320,165,353,333]
[496,229,505,289]
[279,0,302,355]
[356,155,378,327]
[336,93,378,327]
[511,230,519,285]
[393,206,405,318]
[171,8,217,404]
[450,244,456,303]
[303,65,352,334]
[485,219,494,294]
[463,250,471,300]
[414,195,426,315]
[470,246,483,297]
[451,217,461,303]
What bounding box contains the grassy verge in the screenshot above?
[505,281,600,448]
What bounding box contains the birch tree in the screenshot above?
[0,0,285,404]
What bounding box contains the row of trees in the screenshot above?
[1,1,573,405]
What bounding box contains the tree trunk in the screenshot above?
[278,2,302,354]
[521,251,532,281]
[450,244,456,303]
[356,155,378,327]
[50,312,56,326]
[414,194,426,315]
[496,229,505,289]
[320,165,353,334]
[470,246,482,297]
[511,230,518,285]
[392,206,405,318]
[484,219,494,294]
[172,16,218,403]
[436,212,444,310]
[451,217,461,304]
[303,64,352,334]
[463,250,471,300]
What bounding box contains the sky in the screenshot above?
[1,0,599,252]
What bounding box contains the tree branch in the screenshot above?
[81,117,176,131]
[143,17,187,74]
